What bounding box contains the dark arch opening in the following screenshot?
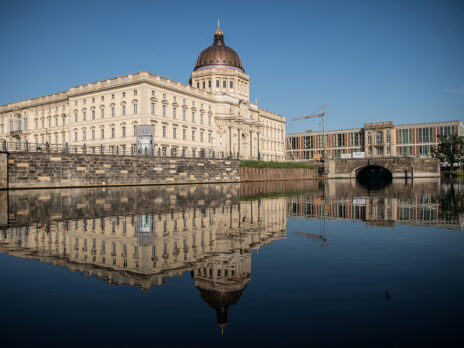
[356,165,392,187]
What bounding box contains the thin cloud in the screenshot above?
[450,87,464,95]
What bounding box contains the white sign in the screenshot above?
[352,152,365,158]
[352,198,366,205]
[340,153,352,159]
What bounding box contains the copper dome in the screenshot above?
[194,26,244,72]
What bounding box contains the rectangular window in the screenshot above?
[151,103,155,115]
[163,125,167,137]
[101,108,104,118]
[122,126,126,137]
[223,80,226,88]
[122,105,126,116]
[92,109,95,120]
[111,128,115,138]
[133,103,137,114]
[208,115,211,126]
[134,90,137,96]
[122,92,126,98]
[208,133,212,143]
[74,112,78,123]
[208,80,211,88]
[92,130,95,140]
[200,114,203,124]
[83,130,86,141]
[192,130,195,141]
[74,131,78,141]
[173,127,177,139]
[216,80,220,88]
[398,129,412,144]
[48,118,51,127]
[173,108,177,119]
[183,128,187,140]
[111,94,115,99]
[418,127,432,143]
[202,81,205,89]
[162,105,166,117]
[55,118,58,127]
[192,112,195,123]
[303,136,313,149]
[83,110,86,121]
[111,107,115,117]
[101,129,104,139]
[183,109,186,121]
[230,81,233,88]
[200,131,204,142]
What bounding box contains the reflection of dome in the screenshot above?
[197,286,246,330]
[194,24,244,72]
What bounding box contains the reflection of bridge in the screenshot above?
[325,157,440,179]
[287,179,463,230]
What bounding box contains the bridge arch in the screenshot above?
[354,165,393,186]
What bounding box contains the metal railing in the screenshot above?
[0,140,239,160]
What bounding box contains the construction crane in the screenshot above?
[287,104,327,161]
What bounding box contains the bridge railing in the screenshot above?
[0,140,239,160]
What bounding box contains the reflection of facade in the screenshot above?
[287,120,464,160]
[0,26,286,161]
[0,184,287,329]
[287,179,463,229]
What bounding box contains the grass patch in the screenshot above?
[240,160,314,169]
[441,171,464,177]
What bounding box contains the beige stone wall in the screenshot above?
[0,71,286,161]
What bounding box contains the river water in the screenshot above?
[0,179,463,347]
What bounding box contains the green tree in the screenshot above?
[434,134,464,172]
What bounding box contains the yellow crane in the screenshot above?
[287,104,327,161]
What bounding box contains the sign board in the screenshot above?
[136,215,154,246]
[136,125,155,153]
[352,198,366,205]
[340,153,352,159]
[352,152,365,158]
[313,154,322,160]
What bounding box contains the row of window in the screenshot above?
[69,125,213,143]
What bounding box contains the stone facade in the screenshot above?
[325,157,440,179]
[0,153,6,189]
[5,152,240,189]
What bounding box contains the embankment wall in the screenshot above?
[2,152,240,189]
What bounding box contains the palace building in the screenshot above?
[0,25,286,161]
[286,120,464,160]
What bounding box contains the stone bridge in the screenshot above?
[325,157,440,179]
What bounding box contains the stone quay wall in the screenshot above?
[2,152,240,189]
[240,167,317,182]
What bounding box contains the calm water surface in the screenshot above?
[1,179,463,347]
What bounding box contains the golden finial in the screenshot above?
[215,19,223,35]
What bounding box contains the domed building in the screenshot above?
[0,24,286,161]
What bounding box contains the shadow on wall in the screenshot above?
[356,165,393,187]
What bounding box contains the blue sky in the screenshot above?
[0,0,463,134]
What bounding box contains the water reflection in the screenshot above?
[0,184,287,330]
[0,178,462,333]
